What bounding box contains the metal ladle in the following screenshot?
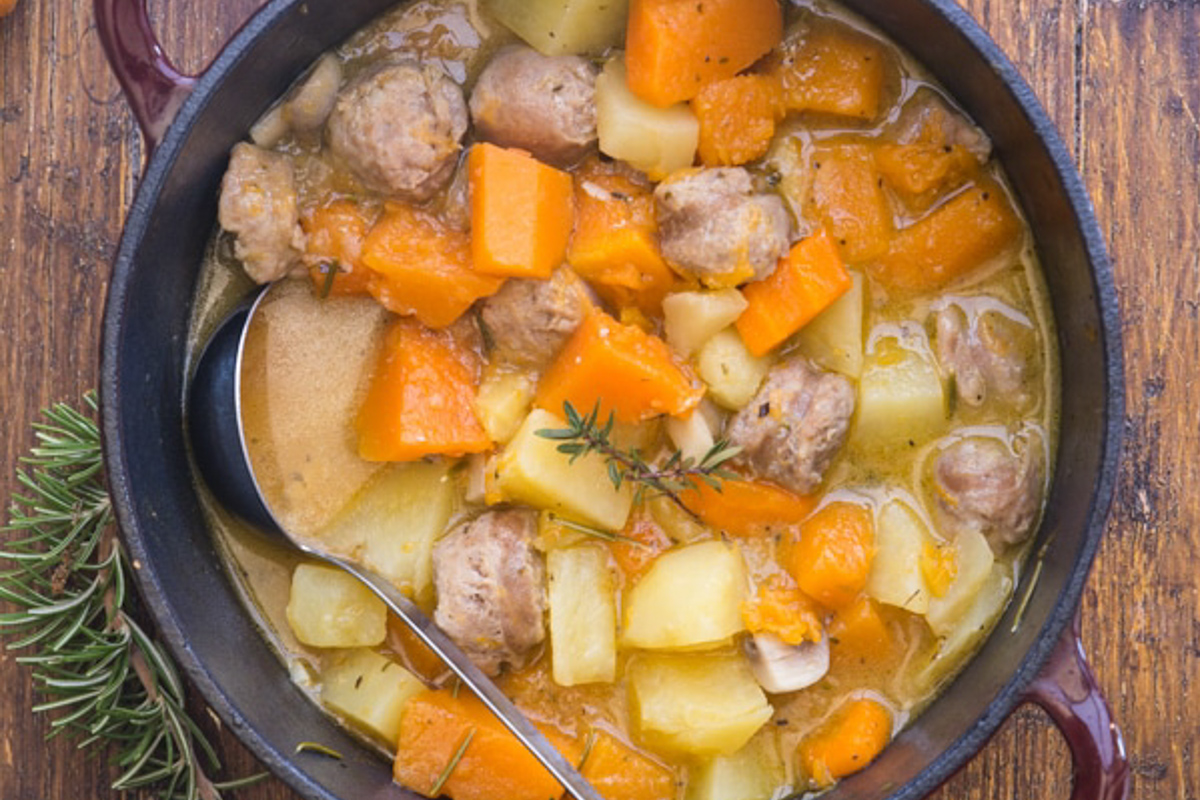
[187,287,603,800]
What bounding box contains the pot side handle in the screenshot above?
[94,0,196,153]
[1023,613,1130,800]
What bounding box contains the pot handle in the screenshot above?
[1022,613,1129,800]
[94,0,196,153]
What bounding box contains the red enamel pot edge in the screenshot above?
[94,1,1128,799]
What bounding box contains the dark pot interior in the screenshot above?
[99,1,1123,799]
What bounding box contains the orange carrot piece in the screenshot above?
[469,143,575,279]
[787,501,874,610]
[535,310,704,424]
[386,615,451,683]
[807,143,894,263]
[356,318,491,462]
[567,159,676,314]
[827,596,894,664]
[765,18,891,120]
[608,513,673,581]
[360,202,504,328]
[394,690,583,800]
[625,0,783,107]
[736,229,852,357]
[797,698,893,788]
[693,74,785,166]
[580,730,676,800]
[741,574,824,645]
[682,477,817,537]
[867,179,1022,294]
[302,199,375,296]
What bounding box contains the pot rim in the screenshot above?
[99,1,1125,798]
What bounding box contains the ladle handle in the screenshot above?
[94,0,196,153]
[328,554,605,800]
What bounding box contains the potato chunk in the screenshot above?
[696,328,773,411]
[316,461,457,608]
[865,499,933,614]
[597,58,699,179]
[548,545,618,685]
[321,648,425,745]
[793,271,865,378]
[629,652,772,756]
[925,526,995,636]
[686,730,786,800]
[494,408,635,531]
[854,332,947,452]
[662,289,749,357]
[286,563,387,648]
[487,0,629,56]
[622,540,747,650]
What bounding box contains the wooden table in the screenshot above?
[0,1,1195,798]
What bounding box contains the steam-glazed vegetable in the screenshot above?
[194,1,1057,798]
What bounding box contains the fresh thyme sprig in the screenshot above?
[0,394,265,800]
[535,401,741,515]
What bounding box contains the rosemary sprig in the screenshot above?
[535,401,741,515]
[430,727,476,796]
[0,394,265,800]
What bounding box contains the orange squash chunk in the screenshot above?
[827,596,895,664]
[580,730,676,800]
[682,477,817,537]
[808,143,894,263]
[693,74,785,166]
[302,199,375,296]
[625,0,783,107]
[394,690,582,800]
[536,310,704,424]
[356,318,490,462]
[361,202,504,328]
[567,159,676,314]
[741,574,824,645]
[766,17,891,121]
[787,501,874,609]
[797,698,893,788]
[608,513,673,581]
[737,229,852,357]
[868,178,1023,294]
[469,143,575,279]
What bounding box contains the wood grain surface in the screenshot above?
[1,0,1196,798]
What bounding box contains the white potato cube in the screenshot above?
[475,364,537,444]
[597,58,699,179]
[286,563,387,648]
[320,648,425,746]
[548,546,618,685]
[316,462,457,608]
[854,332,947,451]
[487,0,629,56]
[866,499,933,614]
[686,729,786,800]
[662,289,749,357]
[696,328,773,411]
[666,408,716,465]
[494,408,634,531]
[630,652,773,756]
[925,527,995,636]
[793,272,865,378]
[623,540,747,650]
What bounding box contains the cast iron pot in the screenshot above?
[96,0,1129,798]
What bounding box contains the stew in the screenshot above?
[189,1,1058,797]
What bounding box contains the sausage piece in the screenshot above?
[479,267,590,370]
[218,143,306,284]
[934,436,1043,550]
[655,167,792,287]
[935,304,1032,409]
[726,358,856,495]
[327,62,468,201]
[432,509,546,676]
[469,45,598,167]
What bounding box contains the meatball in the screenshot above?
[726,358,856,495]
[934,436,1043,550]
[469,45,598,167]
[480,267,590,369]
[217,143,306,284]
[432,509,546,676]
[327,62,468,201]
[935,304,1031,408]
[655,167,792,287]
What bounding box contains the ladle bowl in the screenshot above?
[186,287,604,800]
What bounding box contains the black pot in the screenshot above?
[96,1,1128,798]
